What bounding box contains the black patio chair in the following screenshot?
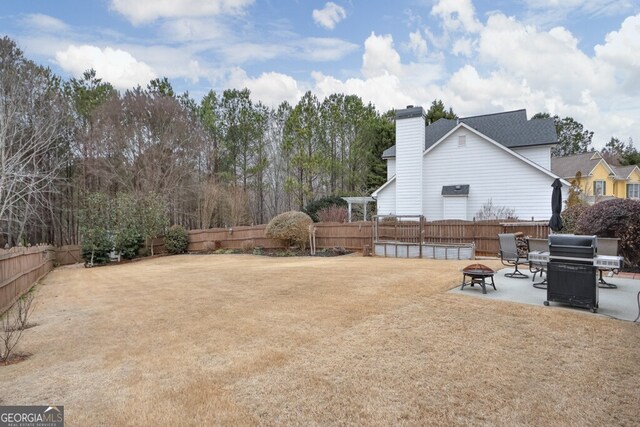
[498,233,529,278]
[527,237,548,289]
[596,237,621,289]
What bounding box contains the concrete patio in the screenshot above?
[451,267,640,322]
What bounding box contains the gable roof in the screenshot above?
[382,145,396,158]
[611,164,640,179]
[384,109,557,158]
[373,122,568,197]
[551,151,616,179]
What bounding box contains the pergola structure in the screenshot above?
[341,197,375,222]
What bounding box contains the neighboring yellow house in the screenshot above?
[551,151,640,203]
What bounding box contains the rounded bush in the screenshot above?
[576,199,640,267]
[265,211,313,249]
[165,225,189,254]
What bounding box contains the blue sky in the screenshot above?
[1,0,639,148]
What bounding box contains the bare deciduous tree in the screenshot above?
[1,291,36,364]
[0,37,69,246]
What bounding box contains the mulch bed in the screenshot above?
[1,353,31,367]
[209,247,353,257]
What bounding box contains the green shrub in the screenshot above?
[81,229,112,265]
[114,227,143,259]
[165,225,189,254]
[304,196,347,222]
[265,211,313,249]
[80,192,113,265]
[576,199,640,267]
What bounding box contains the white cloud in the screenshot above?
[298,38,358,62]
[452,37,473,56]
[312,2,347,30]
[431,0,482,33]
[160,18,228,42]
[219,42,292,64]
[594,13,640,93]
[110,0,253,25]
[115,44,219,84]
[408,30,428,59]
[55,45,156,90]
[312,71,414,112]
[227,69,302,106]
[362,33,402,79]
[524,0,635,17]
[23,14,68,32]
[307,32,443,111]
[477,14,613,103]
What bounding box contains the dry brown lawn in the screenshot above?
[1,254,639,426]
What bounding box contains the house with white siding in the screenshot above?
[372,105,567,220]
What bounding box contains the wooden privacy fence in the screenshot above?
[188,225,282,251]
[187,222,373,252]
[0,245,54,314]
[187,220,550,256]
[424,220,550,256]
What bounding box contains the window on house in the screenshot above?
[458,135,466,147]
[628,183,640,199]
[594,180,606,196]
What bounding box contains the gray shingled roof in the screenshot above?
[612,165,637,179]
[460,110,557,149]
[384,109,558,158]
[382,145,396,158]
[441,185,470,196]
[424,119,457,150]
[550,152,602,178]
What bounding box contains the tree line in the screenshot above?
[0,37,394,247]
[1,36,636,248]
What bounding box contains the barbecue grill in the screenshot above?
[544,235,598,312]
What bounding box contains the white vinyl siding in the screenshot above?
[395,115,424,215]
[423,128,565,221]
[443,197,467,220]
[376,179,396,215]
[513,145,552,170]
[387,158,396,180]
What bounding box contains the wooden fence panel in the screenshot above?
[187,225,282,252]
[185,220,550,256]
[0,245,54,313]
[55,245,82,265]
[423,220,550,256]
[314,222,372,250]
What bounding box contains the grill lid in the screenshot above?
[549,234,596,259]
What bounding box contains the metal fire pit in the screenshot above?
[460,264,496,294]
